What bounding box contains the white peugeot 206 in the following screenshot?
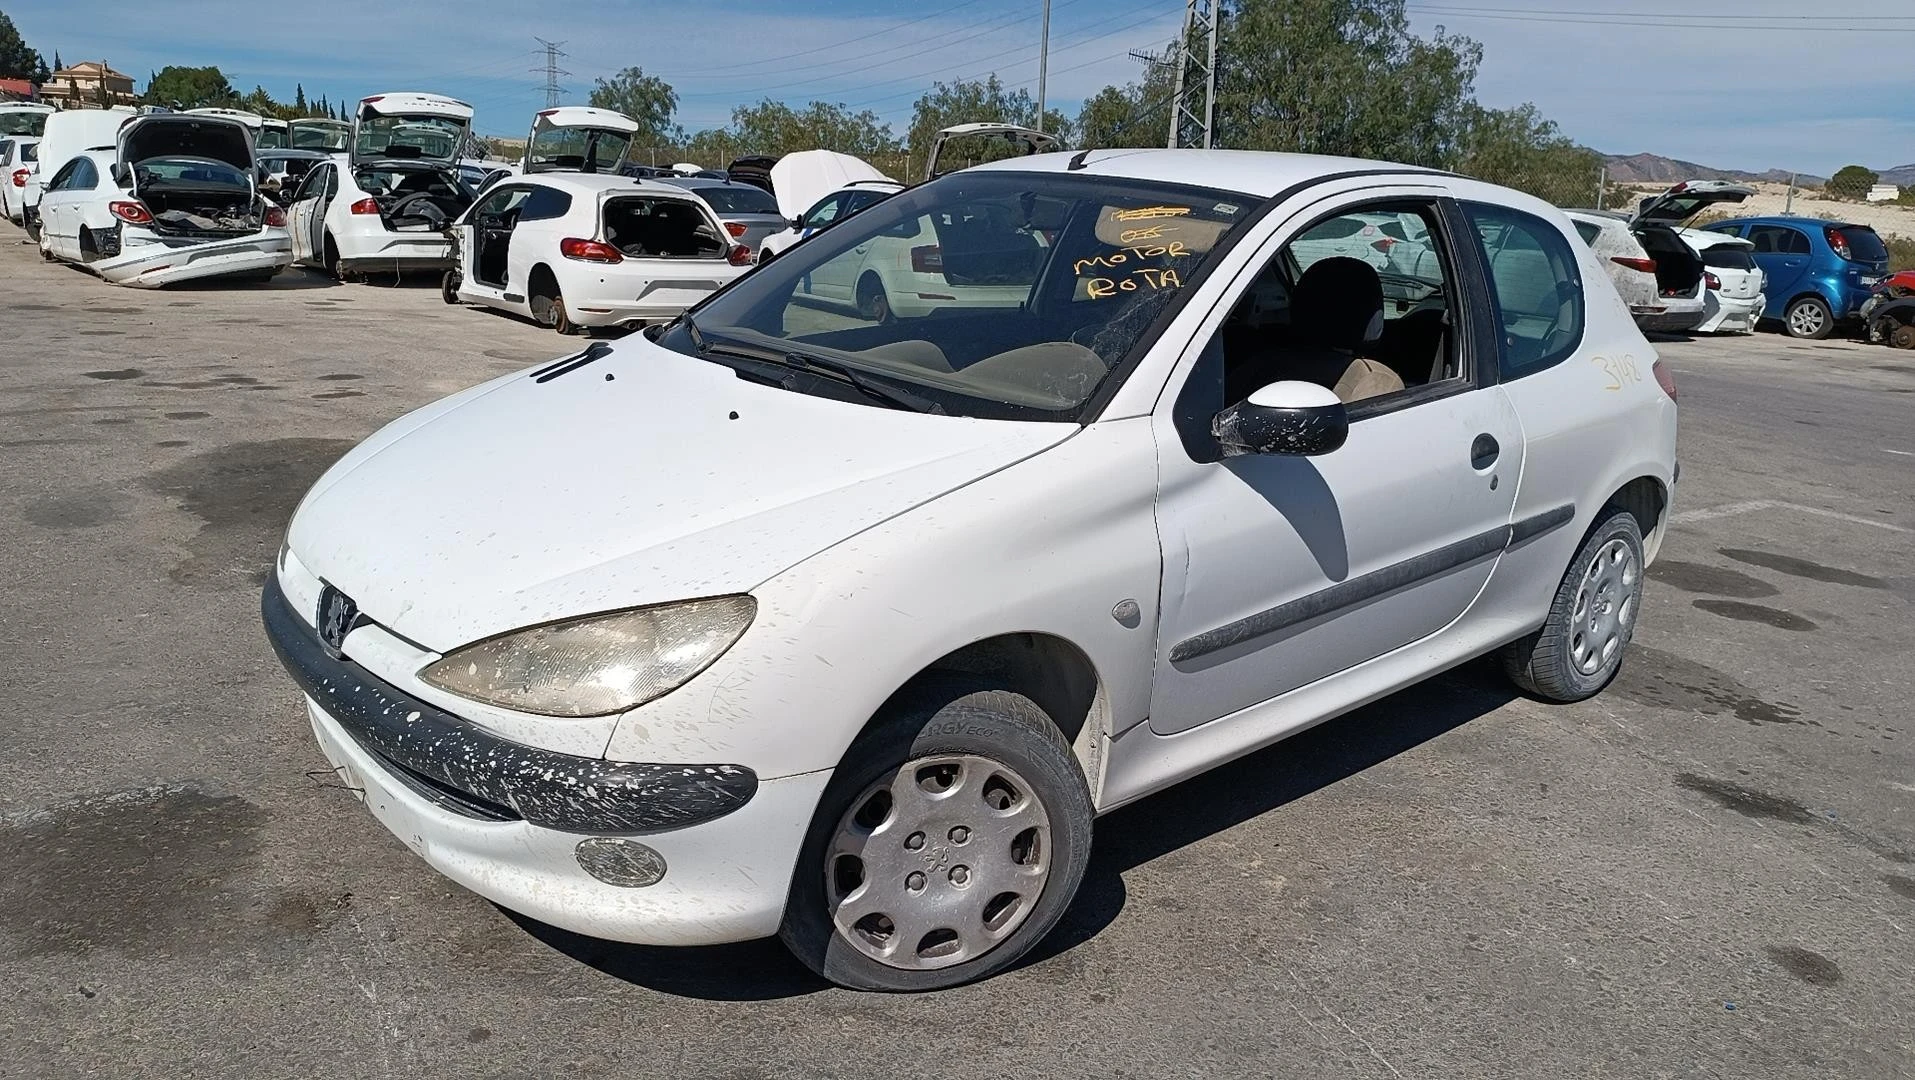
[267,150,1678,992]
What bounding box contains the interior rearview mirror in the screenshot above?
[1212,381,1350,457]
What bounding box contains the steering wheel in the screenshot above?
[387,192,447,225]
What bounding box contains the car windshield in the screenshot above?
[0,111,47,137]
[655,171,1258,421]
[690,184,780,215]
[256,128,287,150]
[1836,226,1889,263]
[289,122,349,151]
[527,127,629,173]
[356,116,461,161]
[134,157,250,190]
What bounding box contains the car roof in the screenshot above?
[494,171,702,197]
[968,148,1430,197]
[1713,215,1873,230]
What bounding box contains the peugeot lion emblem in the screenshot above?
[317,584,361,659]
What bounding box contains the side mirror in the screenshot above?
[1212,381,1350,457]
[789,216,805,230]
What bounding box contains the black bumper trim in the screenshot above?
[262,576,757,835]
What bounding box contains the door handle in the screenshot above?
[1470,433,1500,470]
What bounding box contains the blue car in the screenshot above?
[1701,216,1890,338]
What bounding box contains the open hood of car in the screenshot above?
[522,106,637,174]
[351,92,473,167]
[926,123,1060,179]
[768,150,894,221]
[117,115,253,171]
[286,338,1074,648]
[1631,180,1755,228]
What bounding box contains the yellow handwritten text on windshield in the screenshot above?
[1073,242,1188,276]
[1086,267,1182,299]
[1112,205,1193,222]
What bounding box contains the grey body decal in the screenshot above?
[1168,505,1575,664]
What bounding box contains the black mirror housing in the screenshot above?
[1212,381,1350,457]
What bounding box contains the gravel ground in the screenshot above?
[1,230,1911,1079]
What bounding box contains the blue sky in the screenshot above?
[7,0,1910,174]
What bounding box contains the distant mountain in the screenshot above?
[1875,164,1915,187]
[1601,152,1827,188]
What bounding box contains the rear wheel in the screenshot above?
[1784,295,1834,339]
[780,679,1093,992]
[441,270,462,305]
[857,273,893,324]
[322,234,348,282]
[1502,509,1644,702]
[1892,324,1915,351]
[528,269,579,335]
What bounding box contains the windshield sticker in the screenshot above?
[1214,202,1240,215]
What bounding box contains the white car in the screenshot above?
[34,113,291,287]
[287,117,350,153]
[1567,180,1754,334]
[2,135,38,224]
[445,172,751,333]
[267,149,1677,992]
[1677,228,1764,335]
[285,92,475,278]
[19,106,135,240]
[757,150,901,264]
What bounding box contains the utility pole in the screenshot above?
[1596,165,1606,212]
[1164,0,1219,149]
[1035,0,1052,134]
[1785,172,1797,214]
[533,38,570,109]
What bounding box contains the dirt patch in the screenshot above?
[1765,945,1842,987]
[164,411,210,420]
[212,374,261,385]
[1719,548,1887,590]
[1885,875,1915,901]
[0,785,345,958]
[1613,646,1810,726]
[1692,599,1818,631]
[1675,773,1818,826]
[1648,560,1780,598]
[312,390,365,400]
[22,490,130,529]
[140,438,353,586]
[81,368,144,381]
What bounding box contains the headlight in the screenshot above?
[417,596,756,717]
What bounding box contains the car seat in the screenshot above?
[1225,256,1404,405]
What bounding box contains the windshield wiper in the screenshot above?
[777,349,945,415]
[683,313,709,354]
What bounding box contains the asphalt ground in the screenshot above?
[1,230,1911,1079]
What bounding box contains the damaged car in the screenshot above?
[268,149,1676,992]
[34,113,291,287]
[286,93,476,279]
[443,172,751,333]
[1569,180,1755,334]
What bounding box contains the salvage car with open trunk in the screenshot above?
[268,149,1677,992]
[34,113,291,287]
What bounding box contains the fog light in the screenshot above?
[574,837,667,887]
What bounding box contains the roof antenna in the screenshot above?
[1067,148,1094,171]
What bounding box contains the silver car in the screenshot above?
[659,176,787,254]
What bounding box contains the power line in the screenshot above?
[1409,4,1915,30]
[1413,3,1915,20]
[533,38,570,108]
[677,0,996,76]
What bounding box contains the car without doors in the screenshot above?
[444,172,751,333]
[285,92,477,278]
[35,113,292,287]
[267,149,1677,992]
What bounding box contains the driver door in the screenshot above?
[460,185,532,297]
[1146,189,1524,735]
[287,164,329,265]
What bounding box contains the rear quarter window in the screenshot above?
[1573,219,1602,245]
[1465,203,1585,380]
[519,186,572,222]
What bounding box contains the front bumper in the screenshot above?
[264,576,827,945]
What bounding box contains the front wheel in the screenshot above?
[780,680,1093,992]
[440,270,462,305]
[1501,509,1645,702]
[856,273,893,324]
[1784,295,1834,339]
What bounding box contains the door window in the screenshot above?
[48,157,97,192]
[1464,202,1584,380]
[473,185,532,222]
[518,186,572,222]
[1749,225,1810,255]
[802,194,845,230]
[291,164,329,202]
[1199,199,1465,416]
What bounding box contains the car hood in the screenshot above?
[769,150,894,220]
[287,339,1075,650]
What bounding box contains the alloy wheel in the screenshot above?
[1788,301,1828,338]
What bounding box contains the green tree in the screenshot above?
[0,10,49,82]
[145,65,236,109]
[1455,103,1603,208]
[905,75,1074,180]
[294,84,306,112]
[587,66,678,144]
[1075,79,1175,149]
[729,99,898,159]
[1213,0,1481,167]
[1828,164,1879,200]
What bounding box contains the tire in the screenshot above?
[1892,324,1915,351]
[779,678,1093,992]
[441,270,462,306]
[1784,295,1834,339]
[323,234,344,282]
[1501,509,1645,703]
[856,273,893,324]
[529,275,579,335]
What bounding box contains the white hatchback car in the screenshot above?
[285,92,476,278]
[266,150,1677,992]
[444,172,751,332]
[35,114,291,287]
[2,135,37,224]
[1677,228,1765,334]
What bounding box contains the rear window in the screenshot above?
[1699,246,1756,271]
[1835,226,1888,263]
[21,142,36,162]
[693,185,780,215]
[0,111,47,137]
[134,157,250,190]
